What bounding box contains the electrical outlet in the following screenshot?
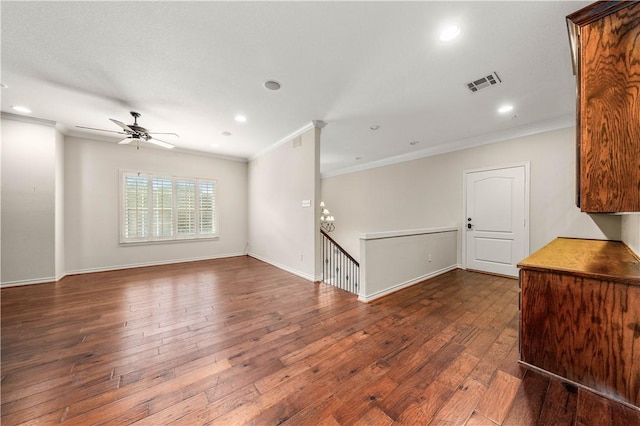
[428,254,432,262]
[299,253,303,261]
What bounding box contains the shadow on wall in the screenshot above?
[588,214,624,240]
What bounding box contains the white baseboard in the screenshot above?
[65,252,247,276]
[357,264,461,303]
[1,276,58,288]
[247,252,316,282]
[1,252,246,288]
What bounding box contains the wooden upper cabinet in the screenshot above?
[567,1,640,213]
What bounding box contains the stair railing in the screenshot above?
[320,229,359,294]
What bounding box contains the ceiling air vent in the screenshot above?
[466,72,502,93]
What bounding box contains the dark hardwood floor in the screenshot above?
[2,256,639,425]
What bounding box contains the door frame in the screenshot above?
[461,162,530,274]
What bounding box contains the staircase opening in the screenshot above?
[320,230,359,295]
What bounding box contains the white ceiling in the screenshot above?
[1,1,589,175]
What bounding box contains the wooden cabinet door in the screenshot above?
[568,2,640,213]
[520,269,640,407]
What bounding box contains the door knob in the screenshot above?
[467,223,473,229]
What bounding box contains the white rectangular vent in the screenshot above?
[466,72,502,93]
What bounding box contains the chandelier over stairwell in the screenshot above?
[320,201,335,232]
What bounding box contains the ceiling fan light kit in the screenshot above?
[77,111,178,149]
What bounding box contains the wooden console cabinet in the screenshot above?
[518,238,640,408]
[567,1,640,213]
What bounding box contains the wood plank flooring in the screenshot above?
[2,256,639,425]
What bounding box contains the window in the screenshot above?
[121,171,217,243]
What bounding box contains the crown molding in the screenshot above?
[249,120,324,162]
[1,111,56,127]
[321,114,575,179]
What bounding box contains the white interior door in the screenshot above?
[464,165,528,277]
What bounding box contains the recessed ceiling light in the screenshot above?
[235,115,247,123]
[498,105,514,114]
[409,141,420,146]
[439,25,461,42]
[355,157,363,160]
[220,131,231,136]
[264,80,281,91]
[211,143,220,148]
[370,125,380,131]
[11,105,31,113]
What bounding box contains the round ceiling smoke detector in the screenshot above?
[264,80,281,91]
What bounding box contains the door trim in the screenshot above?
[461,162,530,273]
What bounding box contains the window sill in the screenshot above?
[119,236,220,247]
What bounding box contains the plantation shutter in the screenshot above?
[123,173,149,239]
[176,179,196,235]
[152,177,173,237]
[198,180,216,235]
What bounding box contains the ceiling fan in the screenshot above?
[77,111,178,149]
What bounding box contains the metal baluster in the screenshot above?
[322,235,326,283]
[325,237,328,284]
[341,253,345,290]
[328,240,331,285]
[350,262,353,293]
[341,249,343,289]
[331,241,334,286]
[339,251,342,289]
[332,242,335,286]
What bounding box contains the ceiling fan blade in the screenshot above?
[110,119,133,132]
[76,126,126,135]
[147,137,174,149]
[148,132,180,138]
[118,137,132,145]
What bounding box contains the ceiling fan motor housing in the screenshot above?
[128,112,148,134]
[128,125,148,134]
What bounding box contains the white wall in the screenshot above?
[321,126,621,262]
[622,215,640,256]
[64,136,248,274]
[248,125,320,281]
[359,228,458,302]
[1,116,60,284]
